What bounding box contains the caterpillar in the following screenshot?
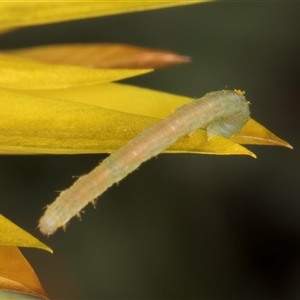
[39,90,250,235]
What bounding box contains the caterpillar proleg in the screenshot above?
[39,90,250,235]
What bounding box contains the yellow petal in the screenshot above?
[0,85,254,157]
[23,82,192,118]
[0,246,48,300]
[0,214,52,253]
[0,53,151,90]
[231,118,292,148]
[0,1,213,31]
[167,131,256,158]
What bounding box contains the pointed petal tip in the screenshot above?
[163,54,191,64]
[268,139,293,149]
[179,55,192,63]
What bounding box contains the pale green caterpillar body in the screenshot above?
[39,90,250,235]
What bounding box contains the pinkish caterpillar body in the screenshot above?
[39,90,250,235]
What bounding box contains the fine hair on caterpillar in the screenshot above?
[38,90,250,235]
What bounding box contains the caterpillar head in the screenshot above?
[206,90,250,138]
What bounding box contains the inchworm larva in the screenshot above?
[39,90,250,235]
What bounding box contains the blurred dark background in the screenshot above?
[0,2,300,299]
